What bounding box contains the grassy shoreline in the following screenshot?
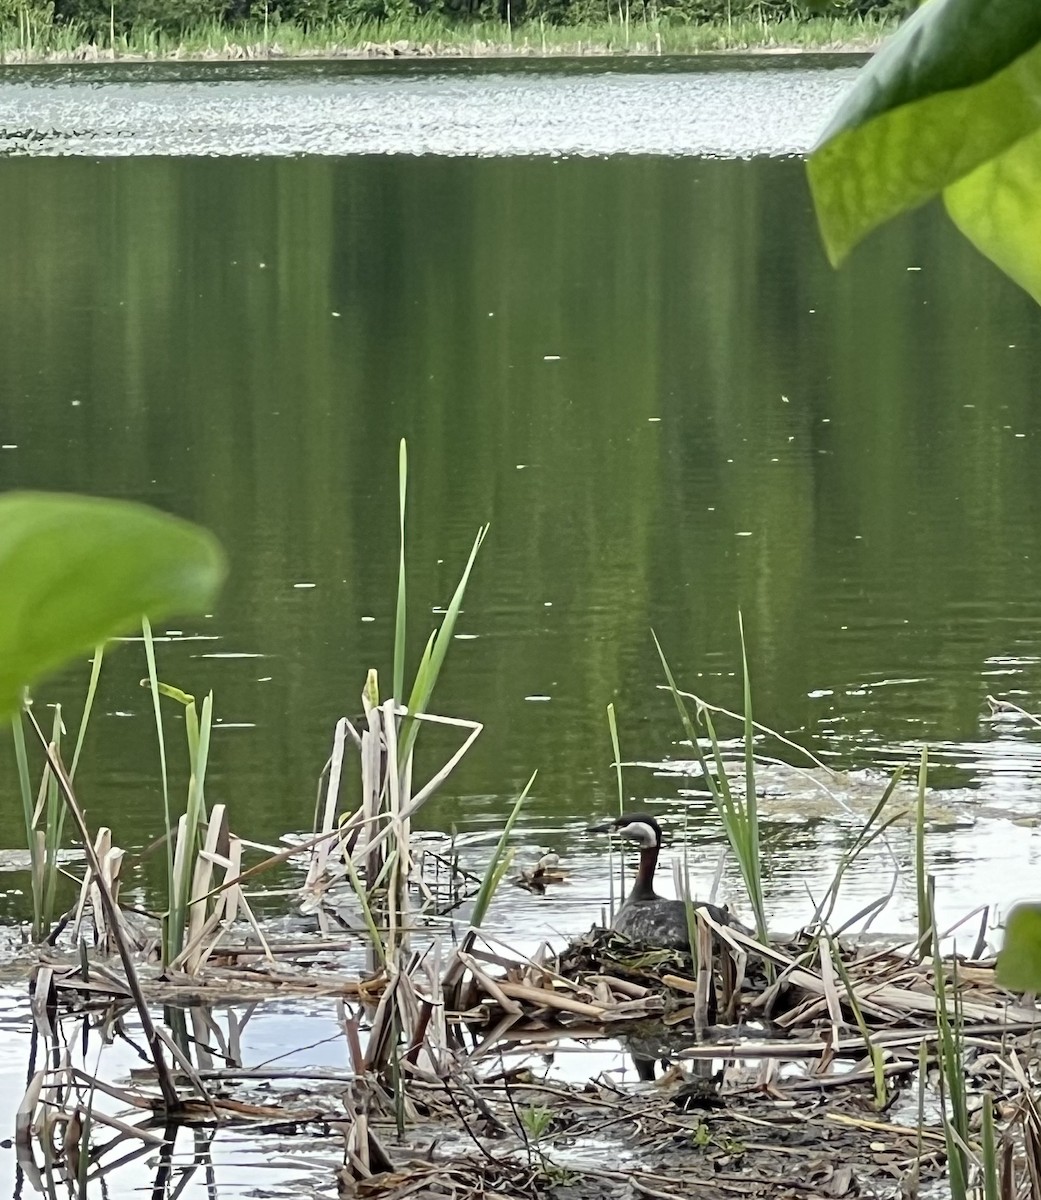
[0,14,891,65]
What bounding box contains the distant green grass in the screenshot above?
[0,13,893,64]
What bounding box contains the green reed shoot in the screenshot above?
[12,705,63,943]
[69,645,104,782]
[810,767,906,936]
[172,691,213,962]
[915,748,931,957]
[393,438,408,706]
[11,704,36,919]
[607,702,625,911]
[933,920,970,1200]
[342,841,387,969]
[13,645,105,942]
[142,617,174,910]
[607,703,624,817]
[45,648,104,932]
[390,439,487,770]
[653,626,768,942]
[826,934,887,1109]
[399,525,487,766]
[40,706,64,940]
[738,613,762,921]
[317,443,488,961]
[469,773,535,930]
[141,619,216,964]
[980,1093,999,1200]
[911,1039,928,1197]
[521,1104,553,1141]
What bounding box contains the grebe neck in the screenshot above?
[631,843,660,901]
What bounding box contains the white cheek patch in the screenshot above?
[619,821,657,849]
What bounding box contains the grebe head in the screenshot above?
[587,812,663,850]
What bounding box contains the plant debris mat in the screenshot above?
[27,918,1041,1200]
[45,917,1040,1050]
[335,1068,950,1200]
[552,923,1039,1037]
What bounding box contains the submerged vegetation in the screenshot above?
[0,5,899,61]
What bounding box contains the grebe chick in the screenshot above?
[514,852,568,893]
[588,813,745,952]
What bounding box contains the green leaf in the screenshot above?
[144,680,197,707]
[997,902,1041,991]
[945,125,1041,304]
[0,492,225,717]
[808,0,1041,267]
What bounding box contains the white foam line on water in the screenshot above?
[115,633,220,642]
[0,60,860,158]
[198,652,266,658]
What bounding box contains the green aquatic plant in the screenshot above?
[809,765,905,936]
[934,936,970,1200]
[469,775,535,930]
[606,701,626,915]
[653,617,768,942]
[139,638,216,966]
[389,438,488,773]
[914,748,932,958]
[520,1103,553,1142]
[12,701,83,943]
[296,439,499,1001]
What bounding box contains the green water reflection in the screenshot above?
[1,152,1041,880]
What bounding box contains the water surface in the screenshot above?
[0,56,860,155]
[1,56,1041,936]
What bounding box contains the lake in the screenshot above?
[2,55,1041,940]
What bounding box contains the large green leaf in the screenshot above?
[809,0,1041,271]
[0,492,225,716]
[996,902,1041,992]
[945,124,1041,303]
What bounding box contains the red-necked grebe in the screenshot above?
[588,812,744,951]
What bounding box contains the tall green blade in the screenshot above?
[980,1093,999,1200]
[141,618,175,946]
[393,439,408,705]
[41,705,65,936]
[11,709,37,905]
[171,692,213,961]
[69,644,104,782]
[915,748,930,955]
[654,629,767,940]
[607,703,624,816]
[400,525,487,764]
[738,612,764,936]
[470,772,535,929]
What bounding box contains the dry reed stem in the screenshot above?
[305,717,349,892]
[24,711,181,1114]
[694,915,712,1036]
